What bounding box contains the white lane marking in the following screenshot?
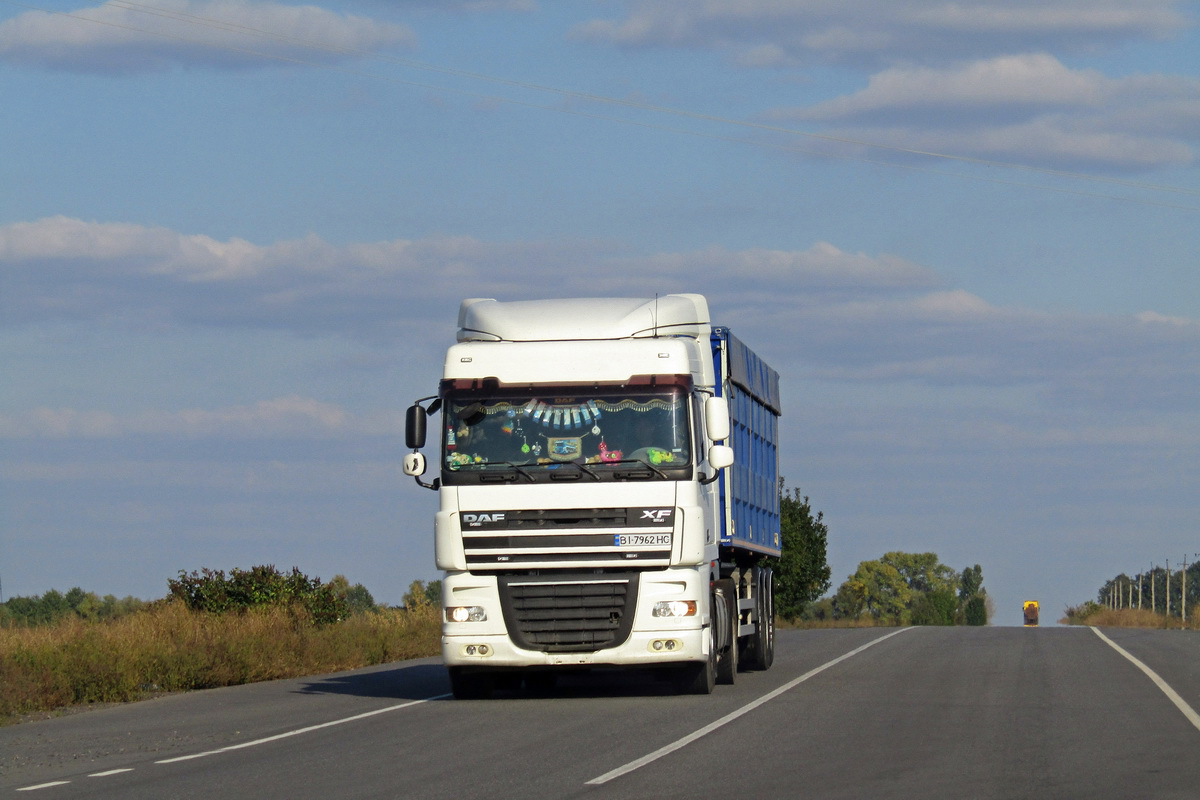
[16,782,71,792]
[587,627,916,785]
[1091,627,1200,733]
[155,693,452,764]
[89,769,135,777]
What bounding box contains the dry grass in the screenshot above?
[0,601,440,722]
[1061,604,1200,630]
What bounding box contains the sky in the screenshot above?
[2,0,1198,626]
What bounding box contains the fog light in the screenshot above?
[653,640,664,651]
[648,638,683,653]
[461,644,494,657]
[652,600,697,618]
[447,606,487,623]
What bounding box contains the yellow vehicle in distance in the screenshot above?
[1023,601,1040,627]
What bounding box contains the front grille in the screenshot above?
[498,573,639,653]
[461,507,676,570]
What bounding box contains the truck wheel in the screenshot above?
[675,623,716,694]
[747,567,775,671]
[715,581,738,684]
[448,667,494,700]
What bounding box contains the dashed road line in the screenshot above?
[155,693,452,764]
[16,693,451,792]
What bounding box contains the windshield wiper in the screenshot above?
[547,461,600,481]
[473,462,537,482]
[602,458,669,480]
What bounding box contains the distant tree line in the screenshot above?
[1096,562,1200,616]
[1,566,392,628]
[0,588,149,628]
[806,552,989,626]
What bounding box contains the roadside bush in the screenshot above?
[167,566,351,623]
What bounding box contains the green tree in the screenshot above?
[959,564,984,602]
[853,559,912,622]
[911,588,958,625]
[879,552,958,597]
[771,485,832,620]
[964,595,988,626]
[832,578,867,620]
[832,552,985,625]
[403,579,442,611]
[329,575,377,615]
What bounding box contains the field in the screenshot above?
[0,601,440,723]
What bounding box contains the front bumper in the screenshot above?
[441,568,710,669]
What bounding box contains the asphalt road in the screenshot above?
[3,626,1198,799]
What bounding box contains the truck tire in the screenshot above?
[448,667,495,700]
[715,581,738,684]
[746,567,775,671]
[675,622,716,694]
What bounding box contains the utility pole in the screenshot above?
[1183,555,1189,626]
[1166,559,1171,617]
[1151,564,1157,615]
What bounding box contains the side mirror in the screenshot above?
[405,404,428,449]
[403,452,427,477]
[705,396,730,442]
[708,444,734,471]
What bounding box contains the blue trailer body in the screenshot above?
[711,327,782,558]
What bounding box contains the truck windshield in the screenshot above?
[440,386,692,483]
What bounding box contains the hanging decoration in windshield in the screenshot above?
[443,392,690,475]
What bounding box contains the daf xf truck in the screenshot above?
[402,294,781,698]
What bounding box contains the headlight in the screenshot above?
[446,606,487,623]
[652,600,697,618]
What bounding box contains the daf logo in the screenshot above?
[641,509,673,523]
[463,512,505,527]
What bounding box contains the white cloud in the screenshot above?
[799,54,1106,119]
[771,54,1199,169]
[0,217,940,333]
[0,1,414,73]
[4,216,1198,418]
[0,396,394,439]
[573,0,1189,67]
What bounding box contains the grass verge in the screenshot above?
[1060,604,1200,629]
[0,601,440,723]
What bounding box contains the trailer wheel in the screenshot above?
[746,567,775,671]
[448,667,495,700]
[675,620,716,695]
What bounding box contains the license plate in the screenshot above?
[614,533,672,547]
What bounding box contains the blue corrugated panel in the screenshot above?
[712,329,781,557]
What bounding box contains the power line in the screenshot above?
[3,0,1198,210]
